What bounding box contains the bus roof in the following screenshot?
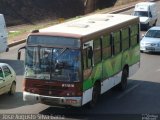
[33,14,139,40]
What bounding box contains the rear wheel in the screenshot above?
[118,68,128,91]
[8,82,16,95]
[88,82,100,108]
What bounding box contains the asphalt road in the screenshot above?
[0,1,160,120]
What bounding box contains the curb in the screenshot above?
[8,39,26,47]
[100,4,135,14]
[109,6,134,14]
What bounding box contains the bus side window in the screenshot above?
[102,34,112,59]
[93,38,102,64]
[121,28,130,50]
[113,31,121,55]
[130,24,139,47]
[83,48,92,70]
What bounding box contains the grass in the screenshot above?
[7,20,60,43]
[9,31,21,38]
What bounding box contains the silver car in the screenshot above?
[0,63,16,95]
[140,26,160,52]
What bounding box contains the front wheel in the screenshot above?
[87,82,100,108]
[8,82,16,95]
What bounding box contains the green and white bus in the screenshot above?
[18,13,140,107]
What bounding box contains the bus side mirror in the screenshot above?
[18,51,21,60]
[88,46,93,59]
[17,46,26,60]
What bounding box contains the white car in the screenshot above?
[133,2,157,30]
[140,26,160,52]
[0,63,16,95]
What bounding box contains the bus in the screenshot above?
[18,13,140,108]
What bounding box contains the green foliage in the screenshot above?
[9,31,21,38]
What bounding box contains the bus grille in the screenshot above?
[32,84,67,96]
[41,97,60,104]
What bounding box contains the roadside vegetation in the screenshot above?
[7,17,81,43]
[8,20,60,43]
[7,0,143,44]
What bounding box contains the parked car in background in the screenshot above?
[0,63,16,95]
[133,2,158,30]
[140,26,160,53]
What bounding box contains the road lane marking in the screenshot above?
[117,83,141,99]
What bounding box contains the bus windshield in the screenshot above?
[25,46,81,82]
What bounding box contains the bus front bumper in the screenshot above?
[23,91,82,107]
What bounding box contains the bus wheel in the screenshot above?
[8,82,16,95]
[88,82,100,108]
[118,68,128,91]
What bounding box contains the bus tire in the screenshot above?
[88,82,100,108]
[118,68,128,91]
[8,81,16,95]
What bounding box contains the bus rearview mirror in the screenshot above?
[18,51,21,60]
[17,46,26,60]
